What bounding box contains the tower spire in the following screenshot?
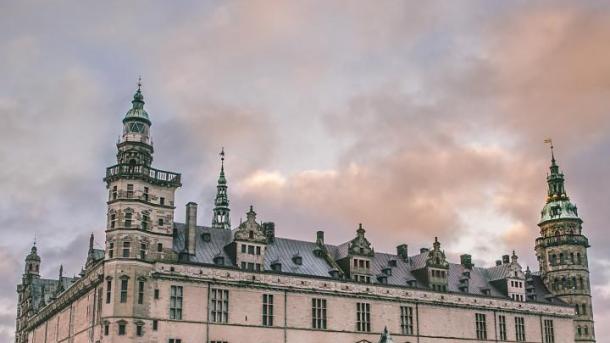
[212,148,231,229]
[543,139,568,203]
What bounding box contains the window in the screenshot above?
[136,323,143,336]
[210,288,229,323]
[138,280,145,304]
[127,184,134,198]
[256,246,261,255]
[498,315,507,341]
[160,197,165,206]
[110,214,116,228]
[312,298,327,329]
[158,218,164,226]
[112,185,117,200]
[248,245,255,254]
[152,320,158,331]
[262,294,274,326]
[475,313,487,340]
[140,243,147,259]
[544,320,555,343]
[118,321,126,335]
[143,187,149,201]
[104,323,109,335]
[170,285,183,320]
[122,242,131,257]
[125,212,132,228]
[120,278,128,303]
[154,288,159,299]
[108,242,114,258]
[168,339,182,343]
[210,341,228,343]
[515,317,525,341]
[400,306,414,335]
[356,302,371,332]
[106,280,112,304]
[157,243,163,252]
[142,214,149,230]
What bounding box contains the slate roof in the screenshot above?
[30,277,76,311]
[172,222,558,303]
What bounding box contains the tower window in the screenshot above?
[110,214,116,228]
[143,187,149,201]
[158,218,164,226]
[142,214,149,230]
[160,197,165,206]
[140,243,147,259]
[157,243,163,252]
[120,278,129,303]
[138,280,145,304]
[122,242,131,258]
[112,186,117,200]
[127,184,134,198]
[118,321,126,335]
[106,280,112,303]
[125,212,132,228]
[153,320,158,331]
[136,323,143,336]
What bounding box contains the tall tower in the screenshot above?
[102,81,181,335]
[211,148,231,229]
[15,243,41,343]
[535,144,595,342]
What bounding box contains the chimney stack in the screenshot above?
[397,244,408,261]
[502,254,510,264]
[316,230,325,245]
[186,202,198,255]
[263,222,275,242]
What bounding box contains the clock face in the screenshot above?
[128,122,145,133]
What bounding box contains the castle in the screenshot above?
[15,85,595,342]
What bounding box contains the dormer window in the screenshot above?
[202,233,211,242]
[249,231,254,239]
[329,269,339,278]
[382,267,392,276]
[292,255,303,265]
[377,275,388,284]
[213,255,224,265]
[271,262,282,272]
[388,259,397,267]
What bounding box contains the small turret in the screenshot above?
[212,148,231,230]
[24,243,41,278]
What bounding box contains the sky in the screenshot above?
[1,0,610,341]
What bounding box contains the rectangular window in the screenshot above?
[475,313,487,340]
[170,285,183,320]
[356,302,371,332]
[160,197,165,205]
[154,288,159,299]
[247,262,254,271]
[138,280,145,304]
[158,218,164,226]
[515,317,526,341]
[108,242,114,258]
[120,279,128,303]
[143,187,149,201]
[248,245,255,254]
[136,324,143,336]
[153,320,158,331]
[106,280,112,304]
[400,306,414,335]
[241,244,246,253]
[104,323,109,335]
[157,243,163,252]
[112,185,117,200]
[142,215,149,230]
[118,322,126,335]
[122,242,130,257]
[210,288,229,323]
[256,246,261,255]
[262,294,274,326]
[127,184,134,198]
[499,315,507,341]
[125,212,132,228]
[110,214,116,228]
[544,320,555,343]
[312,298,327,329]
[168,340,182,343]
[140,243,146,260]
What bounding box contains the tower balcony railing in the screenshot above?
[535,234,589,248]
[105,164,181,186]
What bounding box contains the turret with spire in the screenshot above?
[212,147,231,230]
[536,140,595,342]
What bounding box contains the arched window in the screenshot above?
[576,253,582,265]
[579,277,584,290]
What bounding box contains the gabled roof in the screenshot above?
[172,222,558,303]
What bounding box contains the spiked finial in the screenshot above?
[137,76,142,92]
[89,233,94,251]
[544,138,556,166]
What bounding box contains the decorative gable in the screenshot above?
[348,223,374,257]
[233,206,267,244]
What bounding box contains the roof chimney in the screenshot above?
[397,244,408,261]
[186,202,198,255]
[316,230,325,245]
[502,254,510,264]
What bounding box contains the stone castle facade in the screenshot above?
[15,85,595,342]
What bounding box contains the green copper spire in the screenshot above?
[212,148,231,230]
[123,77,151,125]
[539,141,580,224]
